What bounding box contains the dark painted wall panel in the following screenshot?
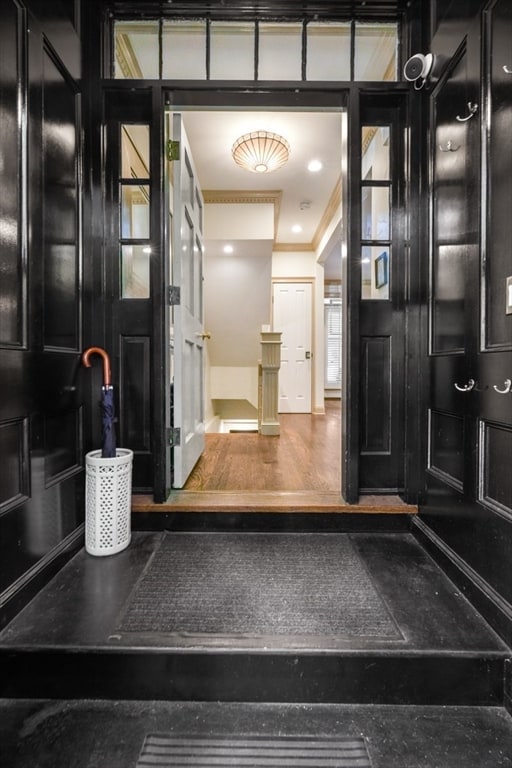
[421,0,512,643]
[480,421,512,517]
[484,0,512,350]
[0,0,24,347]
[0,1,85,619]
[361,336,391,453]
[120,336,151,452]
[25,0,81,81]
[428,410,464,490]
[0,419,29,512]
[42,49,80,351]
[0,473,84,594]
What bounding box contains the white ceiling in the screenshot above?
[179,110,343,267]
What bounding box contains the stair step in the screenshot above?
[0,531,508,706]
[2,700,512,768]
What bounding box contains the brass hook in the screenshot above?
[82,346,112,387]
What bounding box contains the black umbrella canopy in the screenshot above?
[82,347,117,459]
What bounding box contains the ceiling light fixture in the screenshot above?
[308,159,323,172]
[291,224,302,234]
[232,131,290,174]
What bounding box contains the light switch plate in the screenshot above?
[507,276,512,315]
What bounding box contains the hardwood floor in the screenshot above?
[184,400,341,492]
[131,400,417,513]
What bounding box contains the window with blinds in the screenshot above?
[325,299,342,389]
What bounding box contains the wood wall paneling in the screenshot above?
[0,1,85,619]
[479,420,512,518]
[484,0,512,351]
[361,336,391,453]
[420,0,512,643]
[428,409,464,491]
[0,0,25,348]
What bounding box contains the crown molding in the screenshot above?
[312,175,342,251]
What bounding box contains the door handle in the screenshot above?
[454,379,475,392]
[196,331,211,340]
[493,378,512,394]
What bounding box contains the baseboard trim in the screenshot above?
[412,517,512,647]
[0,524,84,631]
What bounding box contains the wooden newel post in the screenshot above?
[259,331,282,436]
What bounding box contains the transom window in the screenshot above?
[112,19,398,82]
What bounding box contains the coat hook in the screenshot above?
[439,140,460,152]
[456,102,478,122]
[454,379,475,392]
[503,65,512,74]
[493,378,512,395]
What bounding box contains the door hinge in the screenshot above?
[168,286,180,306]
[167,427,181,446]
[166,140,180,161]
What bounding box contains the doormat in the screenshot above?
[117,533,401,639]
[136,735,373,768]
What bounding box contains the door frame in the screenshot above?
[158,86,356,501]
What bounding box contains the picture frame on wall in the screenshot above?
[375,250,388,289]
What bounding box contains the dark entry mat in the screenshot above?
[117,533,401,639]
[136,735,373,767]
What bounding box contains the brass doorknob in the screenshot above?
[196,331,211,340]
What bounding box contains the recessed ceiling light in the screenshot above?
[291,224,302,234]
[223,245,234,254]
[308,159,323,172]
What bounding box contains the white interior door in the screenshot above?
[272,281,312,413]
[172,114,205,487]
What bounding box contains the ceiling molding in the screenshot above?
[273,243,314,252]
[203,189,281,206]
[116,33,143,79]
[312,175,342,251]
[362,126,379,155]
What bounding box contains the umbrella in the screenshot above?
[82,346,117,458]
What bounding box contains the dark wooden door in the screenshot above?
[0,2,83,618]
[358,99,406,494]
[103,94,156,493]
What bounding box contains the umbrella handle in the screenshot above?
[82,346,112,387]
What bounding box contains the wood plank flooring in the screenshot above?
[184,401,341,492]
[131,401,417,513]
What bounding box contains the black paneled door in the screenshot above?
[424,1,512,607]
[103,94,156,492]
[358,100,406,493]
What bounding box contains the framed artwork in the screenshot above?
[375,251,388,289]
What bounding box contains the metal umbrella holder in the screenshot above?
[82,346,133,556]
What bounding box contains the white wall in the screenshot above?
[205,203,274,240]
